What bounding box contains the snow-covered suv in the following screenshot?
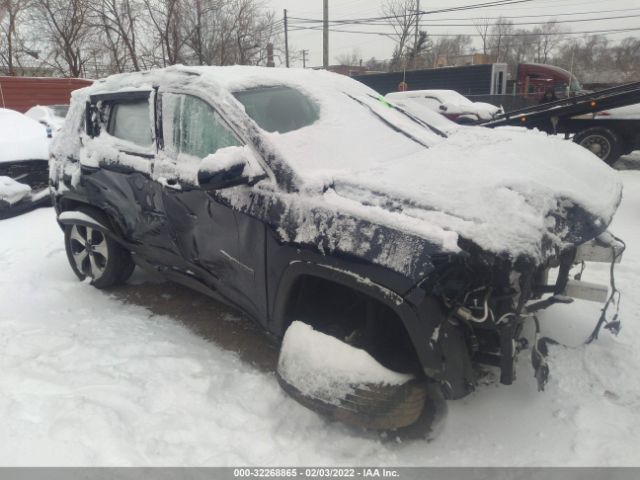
[50,66,624,436]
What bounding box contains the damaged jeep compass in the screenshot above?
[50,66,625,437]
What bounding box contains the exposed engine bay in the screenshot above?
[427,232,625,395]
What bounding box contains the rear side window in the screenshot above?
[108,100,153,147]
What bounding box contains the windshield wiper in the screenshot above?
[367,94,447,138]
[344,93,434,148]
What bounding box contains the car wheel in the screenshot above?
[64,220,134,289]
[276,321,447,438]
[573,127,623,165]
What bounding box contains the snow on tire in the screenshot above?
[277,321,447,437]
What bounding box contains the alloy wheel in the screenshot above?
[68,225,108,280]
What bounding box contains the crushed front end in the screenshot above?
[414,230,625,399]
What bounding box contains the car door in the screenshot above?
[82,91,175,261]
[155,91,268,321]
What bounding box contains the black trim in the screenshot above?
[90,90,151,103]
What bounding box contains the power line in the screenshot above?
[288,25,640,37]
[292,12,640,28]
[291,8,640,27]
[289,0,538,25]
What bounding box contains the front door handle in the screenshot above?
[164,178,182,190]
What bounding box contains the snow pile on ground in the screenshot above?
[0,177,31,205]
[0,162,639,466]
[278,321,412,405]
[0,108,49,163]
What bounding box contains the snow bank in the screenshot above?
[278,321,412,405]
[0,176,31,205]
[0,109,49,163]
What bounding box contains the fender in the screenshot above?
[270,259,447,381]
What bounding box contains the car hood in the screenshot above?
[329,126,622,262]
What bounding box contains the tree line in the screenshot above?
[0,0,282,78]
[340,0,640,84]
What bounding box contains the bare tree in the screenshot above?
[142,0,189,67]
[381,0,417,71]
[90,0,141,72]
[488,17,514,63]
[473,18,491,56]
[335,48,362,66]
[0,0,32,75]
[612,37,640,81]
[31,0,91,77]
[532,20,565,63]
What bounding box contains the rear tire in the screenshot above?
[573,127,623,165]
[63,209,134,289]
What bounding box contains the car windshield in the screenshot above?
[233,86,319,134]
[570,77,582,92]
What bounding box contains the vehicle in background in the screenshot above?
[386,89,502,125]
[594,103,640,120]
[354,62,582,113]
[0,108,52,219]
[50,66,624,436]
[484,82,640,165]
[25,104,69,137]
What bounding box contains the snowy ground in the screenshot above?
[0,157,639,466]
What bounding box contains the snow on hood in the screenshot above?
[329,126,622,260]
[0,108,49,163]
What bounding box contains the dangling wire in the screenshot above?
[586,234,626,343]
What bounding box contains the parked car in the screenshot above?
[25,104,69,137]
[50,66,624,436]
[0,108,52,219]
[386,89,502,124]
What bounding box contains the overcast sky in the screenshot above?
[266,0,640,68]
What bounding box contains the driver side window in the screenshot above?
[164,93,241,160]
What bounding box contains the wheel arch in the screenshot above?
[271,261,433,375]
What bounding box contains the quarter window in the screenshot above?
[108,100,153,147]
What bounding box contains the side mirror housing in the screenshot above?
[197,152,265,191]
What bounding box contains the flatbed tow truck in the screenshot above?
[483,81,640,165]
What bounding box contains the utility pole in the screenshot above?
[284,9,290,68]
[323,0,329,69]
[414,0,420,70]
[301,50,309,68]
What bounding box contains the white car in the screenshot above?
[0,108,51,218]
[25,104,69,136]
[386,89,502,124]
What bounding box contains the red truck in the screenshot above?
[514,63,582,99]
[353,62,580,101]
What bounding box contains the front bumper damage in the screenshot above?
[426,231,625,397]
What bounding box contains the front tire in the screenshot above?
[64,217,134,289]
